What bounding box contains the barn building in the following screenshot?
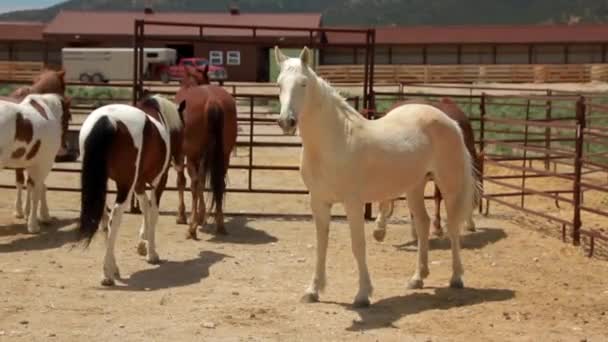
[3,8,608,83]
[321,25,608,65]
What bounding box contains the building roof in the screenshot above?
[0,21,44,41]
[44,10,323,38]
[326,24,608,45]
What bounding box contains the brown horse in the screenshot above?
[78,93,182,286]
[1,69,68,219]
[374,97,482,241]
[174,65,238,239]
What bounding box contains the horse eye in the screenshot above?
[300,82,307,88]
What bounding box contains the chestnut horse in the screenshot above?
[174,65,238,239]
[0,93,71,233]
[374,97,482,242]
[0,69,67,220]
[78,94,182,286]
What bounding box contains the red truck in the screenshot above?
[157,57,228,84]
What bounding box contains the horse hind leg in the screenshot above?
[176,169,188,225]
[135,190,160,264]
[373,200,394,242]
[406,182,431,290]
[39,184,51,224]
[102,185,131,286]
[14,170,25,219]
[432,184,444,237]
[444,196,465,289]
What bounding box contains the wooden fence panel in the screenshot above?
[0,61,44,81]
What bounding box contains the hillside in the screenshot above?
[2,0,608,26]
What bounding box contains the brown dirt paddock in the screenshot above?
[1,150,608,341]
[1,81,608,341]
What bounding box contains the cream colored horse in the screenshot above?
[274,46,481,307]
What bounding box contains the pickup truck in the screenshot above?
[159,57,228,84]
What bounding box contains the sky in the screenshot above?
[0,0,64,14]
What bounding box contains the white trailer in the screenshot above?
[62,47,177,83]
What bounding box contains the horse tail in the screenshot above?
[455,144,483,228]
[79,115,115,247]
[199,102,226,214]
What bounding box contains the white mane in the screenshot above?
[286,61,362,121]
[152,94,182,131]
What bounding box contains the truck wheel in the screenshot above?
[160,71,170,84]
[92,73,105,84]
[79,73,92,83]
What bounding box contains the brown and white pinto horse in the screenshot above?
[374,97,482,241]
[0,93,71,233]
[174,65,238,239]
[78,94,182,286]
[1,69,68,220]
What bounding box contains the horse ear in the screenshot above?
[203,64,209,76]
[274,46,288,65]
[142,88,151,98]
[57,69,66,78]
[299,46,311,67]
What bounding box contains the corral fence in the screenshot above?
[371,85,608,257]
[318,64,608,84]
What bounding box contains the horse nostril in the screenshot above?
[276,118,283,127]
[288,118,296,127]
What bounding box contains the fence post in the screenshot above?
[478,93,486,214]
[572,96,586,246]
[544,90,552,170]
[521,99,531,208]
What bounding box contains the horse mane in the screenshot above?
[303,65,362,121]
[152,94,182,131]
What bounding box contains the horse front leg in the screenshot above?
[345,200,373,308]
[302,196,332,303]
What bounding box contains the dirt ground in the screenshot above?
[1,82,608,341]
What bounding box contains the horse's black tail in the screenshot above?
[79,115,115,247]
[199,102,226,215]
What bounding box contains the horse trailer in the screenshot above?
[62,47,177,83]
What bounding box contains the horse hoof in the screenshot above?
[353,297,371,308]
[40,217,53,225]
[101,278,115,287]
[176,215,187,225]
[14,212,24,219]
[186,231,198,241]
[467,226,476,232]
[449,278,464,289]
[136,242,147,256]
[27,225,41,234]
[407,279,424,290]
[147,255,161,265]
[300,293,319,303]
[372,229,386,242]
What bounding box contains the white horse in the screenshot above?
[274,46,481,307]
[78,94,182,286]
[0,94,71,233]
